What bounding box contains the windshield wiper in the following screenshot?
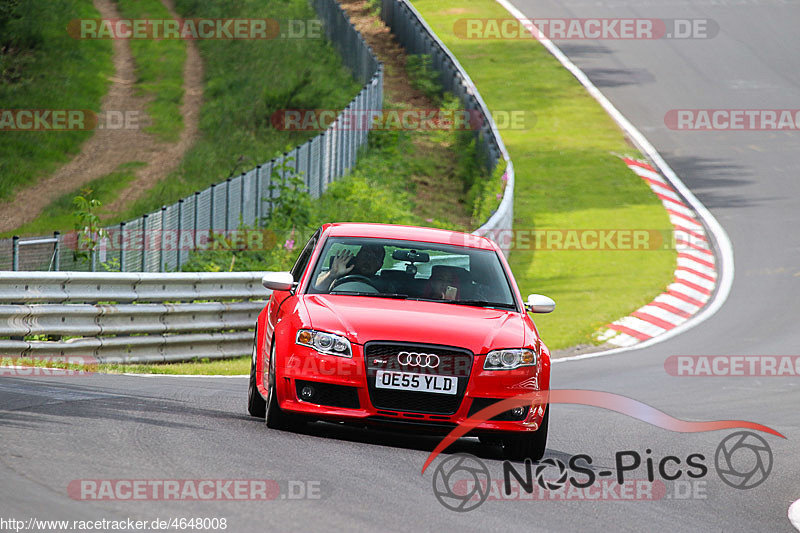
[448,299,516,309]
[330,291,409,299]
[405,297,515,309]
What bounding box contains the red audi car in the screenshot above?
[247,223,554,460]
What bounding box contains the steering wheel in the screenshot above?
[330,274,378,291]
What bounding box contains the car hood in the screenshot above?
[302,295,526,354]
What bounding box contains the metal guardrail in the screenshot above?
[1,0,383,273]
[380,0,515,255]
[0,272,269,362]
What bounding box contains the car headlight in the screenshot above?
[483,348,537,370]
[296,329,352,358]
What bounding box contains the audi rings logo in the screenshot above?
[714,431,773,490]
[397,351,440,368]
[432,453,490,512]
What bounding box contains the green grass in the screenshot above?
[4,161,143,237]
[115,0,187,142]
[121,0,364,220]
[99,356,250,375]
[0,356,250,376]
[411,0,676,350]
[0,0,113,201]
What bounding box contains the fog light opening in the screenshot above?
[300,385,315,401]
[510,406,526,418]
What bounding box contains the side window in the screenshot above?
[290,229,320,281]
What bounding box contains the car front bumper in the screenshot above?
[272,343,548,434]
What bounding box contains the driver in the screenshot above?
[314,244,386,292]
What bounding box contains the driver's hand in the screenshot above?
[330,250,355,278]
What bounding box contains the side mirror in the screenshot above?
[525,294,555,314]
[262,272,295,291]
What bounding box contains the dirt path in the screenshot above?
[103,0,203,213]
[0,0,203,233]
[338,0,472,228]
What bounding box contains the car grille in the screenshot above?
[364,341,473,415]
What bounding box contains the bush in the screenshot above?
[406,54,444,106]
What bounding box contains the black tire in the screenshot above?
[502,405,549,461]
[247,337,266,418]
[265,341,303,431]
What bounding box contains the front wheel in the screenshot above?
[247,337,266,418]
[265,341,304,431]
[502,405,549,461]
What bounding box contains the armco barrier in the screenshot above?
[0,272,269,362]
[380,0,515,255]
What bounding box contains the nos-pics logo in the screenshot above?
[432,431,773,512]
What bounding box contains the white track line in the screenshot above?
[495,0,734,364]
[790,499,800,532]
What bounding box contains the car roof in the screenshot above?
[323,223,496,250]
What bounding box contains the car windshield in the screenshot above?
[306,237,517,309]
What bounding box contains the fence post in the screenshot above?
[12,236,19,271]
[141,214,148,272]
[225,177,231,233]
[160,206,167,272]
[306,140,313,195]
[318,132,325,195]
[240,172,246,228]
[349,101,355,170]
[210,183,216,233]
[119,221,126,272]
[53,231,60,272]
[176,199,184,269]
[193,191,200,250]
[255,165,262,224]
[333,120,340,179]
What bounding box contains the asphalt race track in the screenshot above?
[2,0,799,531]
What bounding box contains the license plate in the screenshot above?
[375,370,457,395]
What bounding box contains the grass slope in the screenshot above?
[0,0,113,200]
[115,0,187,142]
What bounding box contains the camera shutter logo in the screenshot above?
[715,431,773,490]
[534,458,569,490]
[432,454,490,512]
[397,351,440,368]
